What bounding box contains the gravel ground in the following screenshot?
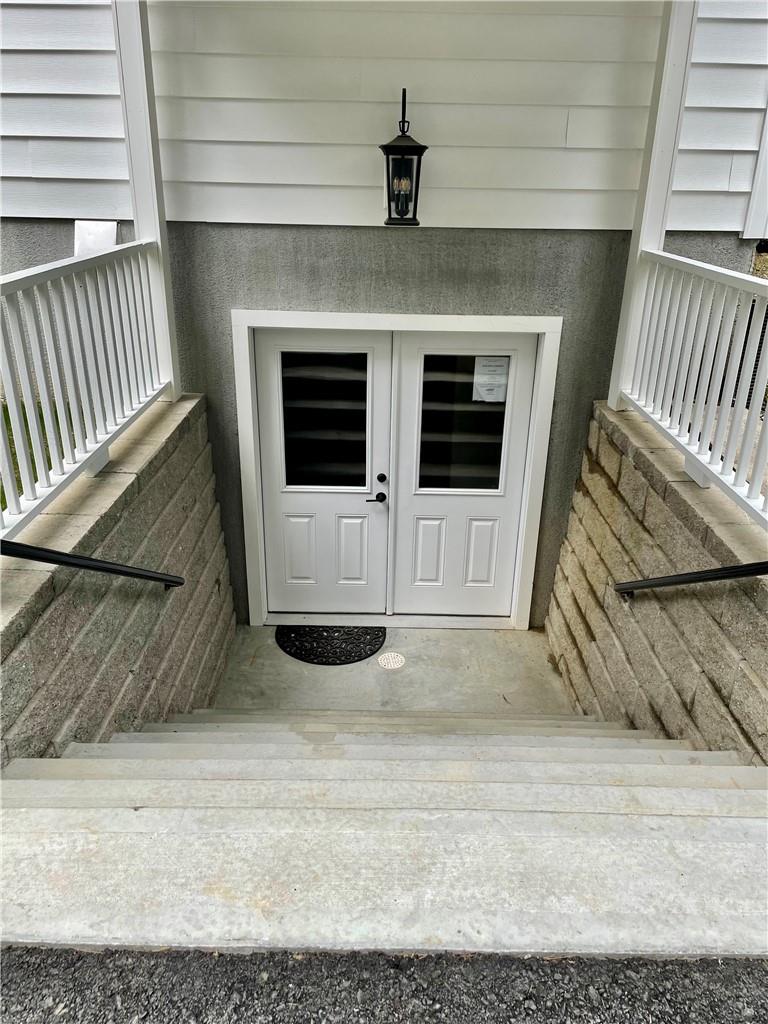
[1,948,766,1024]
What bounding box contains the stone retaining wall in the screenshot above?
[545,401,767,765]
[1,396,235,762]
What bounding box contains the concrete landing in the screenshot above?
[215,626,571,715]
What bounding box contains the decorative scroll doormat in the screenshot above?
[275,625,386,666]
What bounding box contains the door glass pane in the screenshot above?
[418,354,509,490]
[281,351,367,487]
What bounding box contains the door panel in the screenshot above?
[393,332,536,616]
[256,329,391,613]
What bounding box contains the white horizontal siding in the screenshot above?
[146,5,662,62]
[671,2,768,231]
[1,0,765,232]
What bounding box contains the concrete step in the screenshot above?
[114,731,687,750]
[205,708,598,722]
[4,777,765,818]
[63,740,703,762]
[157,720,642,736]
[5,755,760,787]
[3,828,764,954]
[179,713,610,730]
[3,806,765,845]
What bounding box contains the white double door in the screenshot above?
[256,328,536,616]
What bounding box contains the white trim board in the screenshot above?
[232,309,561,630]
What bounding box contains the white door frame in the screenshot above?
[232,310,562,629]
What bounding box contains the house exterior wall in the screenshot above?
[2,1,766,231]
[545,401,767,765]
[1,219,757,627]
[0,397,236,763]
[166,223,633,626]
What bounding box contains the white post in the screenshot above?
[111,0,180,399]
[608,1,698,410]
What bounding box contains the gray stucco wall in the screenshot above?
[2,218,757,626]
[166,224,631,626]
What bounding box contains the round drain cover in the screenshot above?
[378,651,405,670]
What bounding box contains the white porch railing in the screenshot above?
[0,241,170,538]
[618,249,768,527]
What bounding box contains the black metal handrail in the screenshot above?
[0,540,184,590]
[615,560,768,599]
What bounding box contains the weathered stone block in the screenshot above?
[625,593,704,709]
[631,447,688,500]
[584,642,630,725]
[580,493,611,555]
[630,690,665,738]
[718,588,768,685]
[617,456,648,519]
[730,661,768,763]
[597,431,622,484]
[690,676,755,759]
[581,451,624,530]
[665,479,752,547]
[618,511,672,580]
[658,590,743,702]
[587,418,599,457]
[642,487,717,575]
[553,567,593,654]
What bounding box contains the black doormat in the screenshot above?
[275,625,386,666]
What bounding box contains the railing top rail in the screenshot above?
[0,240,156,296]
[641,248,768,297]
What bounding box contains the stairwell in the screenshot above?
[2,705,766,955]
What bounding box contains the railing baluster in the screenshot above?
[651,270,684,417]
[123,256,150,400]
[94,265,127,421]
[748,413,768,502]
[84,268,117,431]
[72,271,107,436]
[0,399,22,515]
[734,328,768,489]
[659,274,693,423]
[130,254,156,394]
[722,296,768,478]
[630,262,658,396]
[678,280,716,441]
[4,293,50,488]
[697,287,739,457]
[60,275,98,447]
[639,267,670,405]
[0,307,37,499]
[48,279,89,455]
[688,284,727,446]
[34,284,76,465]
[105,261,138,411]
[138,249,161,387]
[669,276,705,434]
[709,296,753,469]
[18,289,64,477]
[116,258,147,402]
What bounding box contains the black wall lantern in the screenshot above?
[380,88,427,226]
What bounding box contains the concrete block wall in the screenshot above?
[545,401,767,765]
[0,397,235,763]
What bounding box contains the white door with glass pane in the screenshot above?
[256,329,392,613]
[256,329,536,617]
[392,333,536,616]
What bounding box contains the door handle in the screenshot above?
[366,492,387,503]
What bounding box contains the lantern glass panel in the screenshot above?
[388,154,418,221]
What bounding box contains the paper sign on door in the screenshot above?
[472,356,509,403]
